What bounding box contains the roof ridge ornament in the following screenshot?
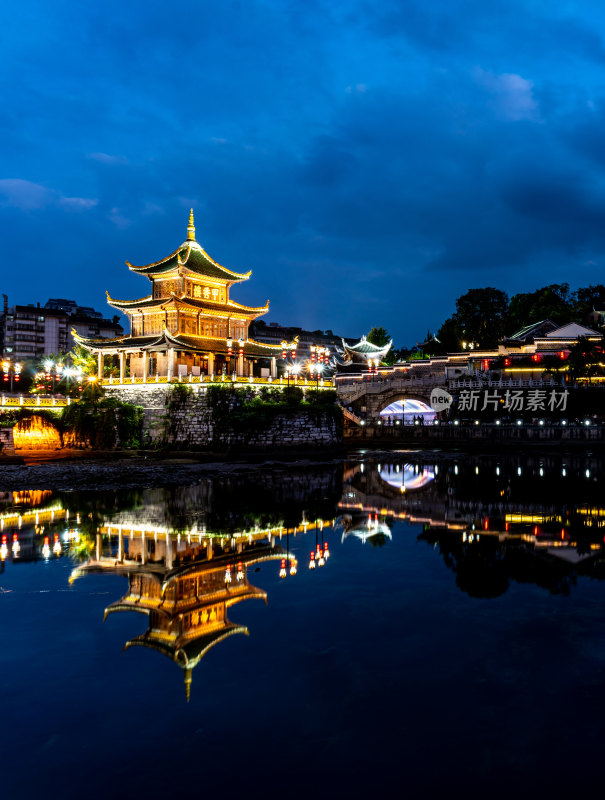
[187,208,195,241]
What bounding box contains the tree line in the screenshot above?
[369,283,605,361]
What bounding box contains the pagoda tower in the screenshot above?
[75,211,287,381]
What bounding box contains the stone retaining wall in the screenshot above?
[105,384,341,450]
[345,422,605,446]
[0,426,14,455]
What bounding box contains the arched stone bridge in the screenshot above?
[334,360,566,424]
[335,365,448,420]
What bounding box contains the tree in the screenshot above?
[436,316,464,353]
[366,327,396,364]
[366,326,391,347]
[71,344,96,376]
[507,284,573,333]
[452,287,509,349]
[573,285,605,325]
[566,337,605,384]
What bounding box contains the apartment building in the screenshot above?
[1,296,122,361]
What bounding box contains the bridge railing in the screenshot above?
[447,377,565,389]
[1,395,72,408]
[336,374,566,396]
[99,375,334,389]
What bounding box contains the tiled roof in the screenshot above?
[127,241,250,282]
[74,329,285,356]
[107,293,268,316]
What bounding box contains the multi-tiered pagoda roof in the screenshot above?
[75,211,287,374]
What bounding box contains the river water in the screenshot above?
[1,451,604,799]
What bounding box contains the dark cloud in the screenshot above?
[2,0,605,343]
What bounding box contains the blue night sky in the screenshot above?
[2,0,605,345]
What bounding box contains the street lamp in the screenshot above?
[309,345,329,390]
[42,359,63,393]
[61,366,82,395]
[310,345,329,368]
[281,340,299,383]
[55,362,63,393]
[2,360,22,392]
[309,362,322,391]
[227,337,233,377]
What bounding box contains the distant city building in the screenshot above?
[45,298,103,319]
[249,320,357,363]
[0,294,122,361]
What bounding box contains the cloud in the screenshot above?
[473,68,539,121]
[108,207,132,229]
[88,152,129,165]
[0,179,97,212]
[60,196,98,210]
[0,179,51,210]
[3,0,605,345]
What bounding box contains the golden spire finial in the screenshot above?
[184,668,192,702]
[187,209,195,241]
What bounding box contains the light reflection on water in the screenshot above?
[1,453,605,798]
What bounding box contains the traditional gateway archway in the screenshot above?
[378,398,437,425]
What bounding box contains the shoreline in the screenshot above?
[0,440,601,491]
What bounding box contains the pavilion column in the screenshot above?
[237,353,244,377]
[167,348,175,379]
[119,351,125,384]
[96,533,101,561]
[165,537,173,569]
[270,357,277,378]
[141,533,146,565]
[97,352,103,380]
[118,529,124,563]
[142,352,148,382]
[208,353,215,378]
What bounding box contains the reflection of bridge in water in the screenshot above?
[338,456,605,593]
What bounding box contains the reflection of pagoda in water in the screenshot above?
[70,528,297,700]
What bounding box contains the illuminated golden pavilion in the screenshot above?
[76,211,286,381]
